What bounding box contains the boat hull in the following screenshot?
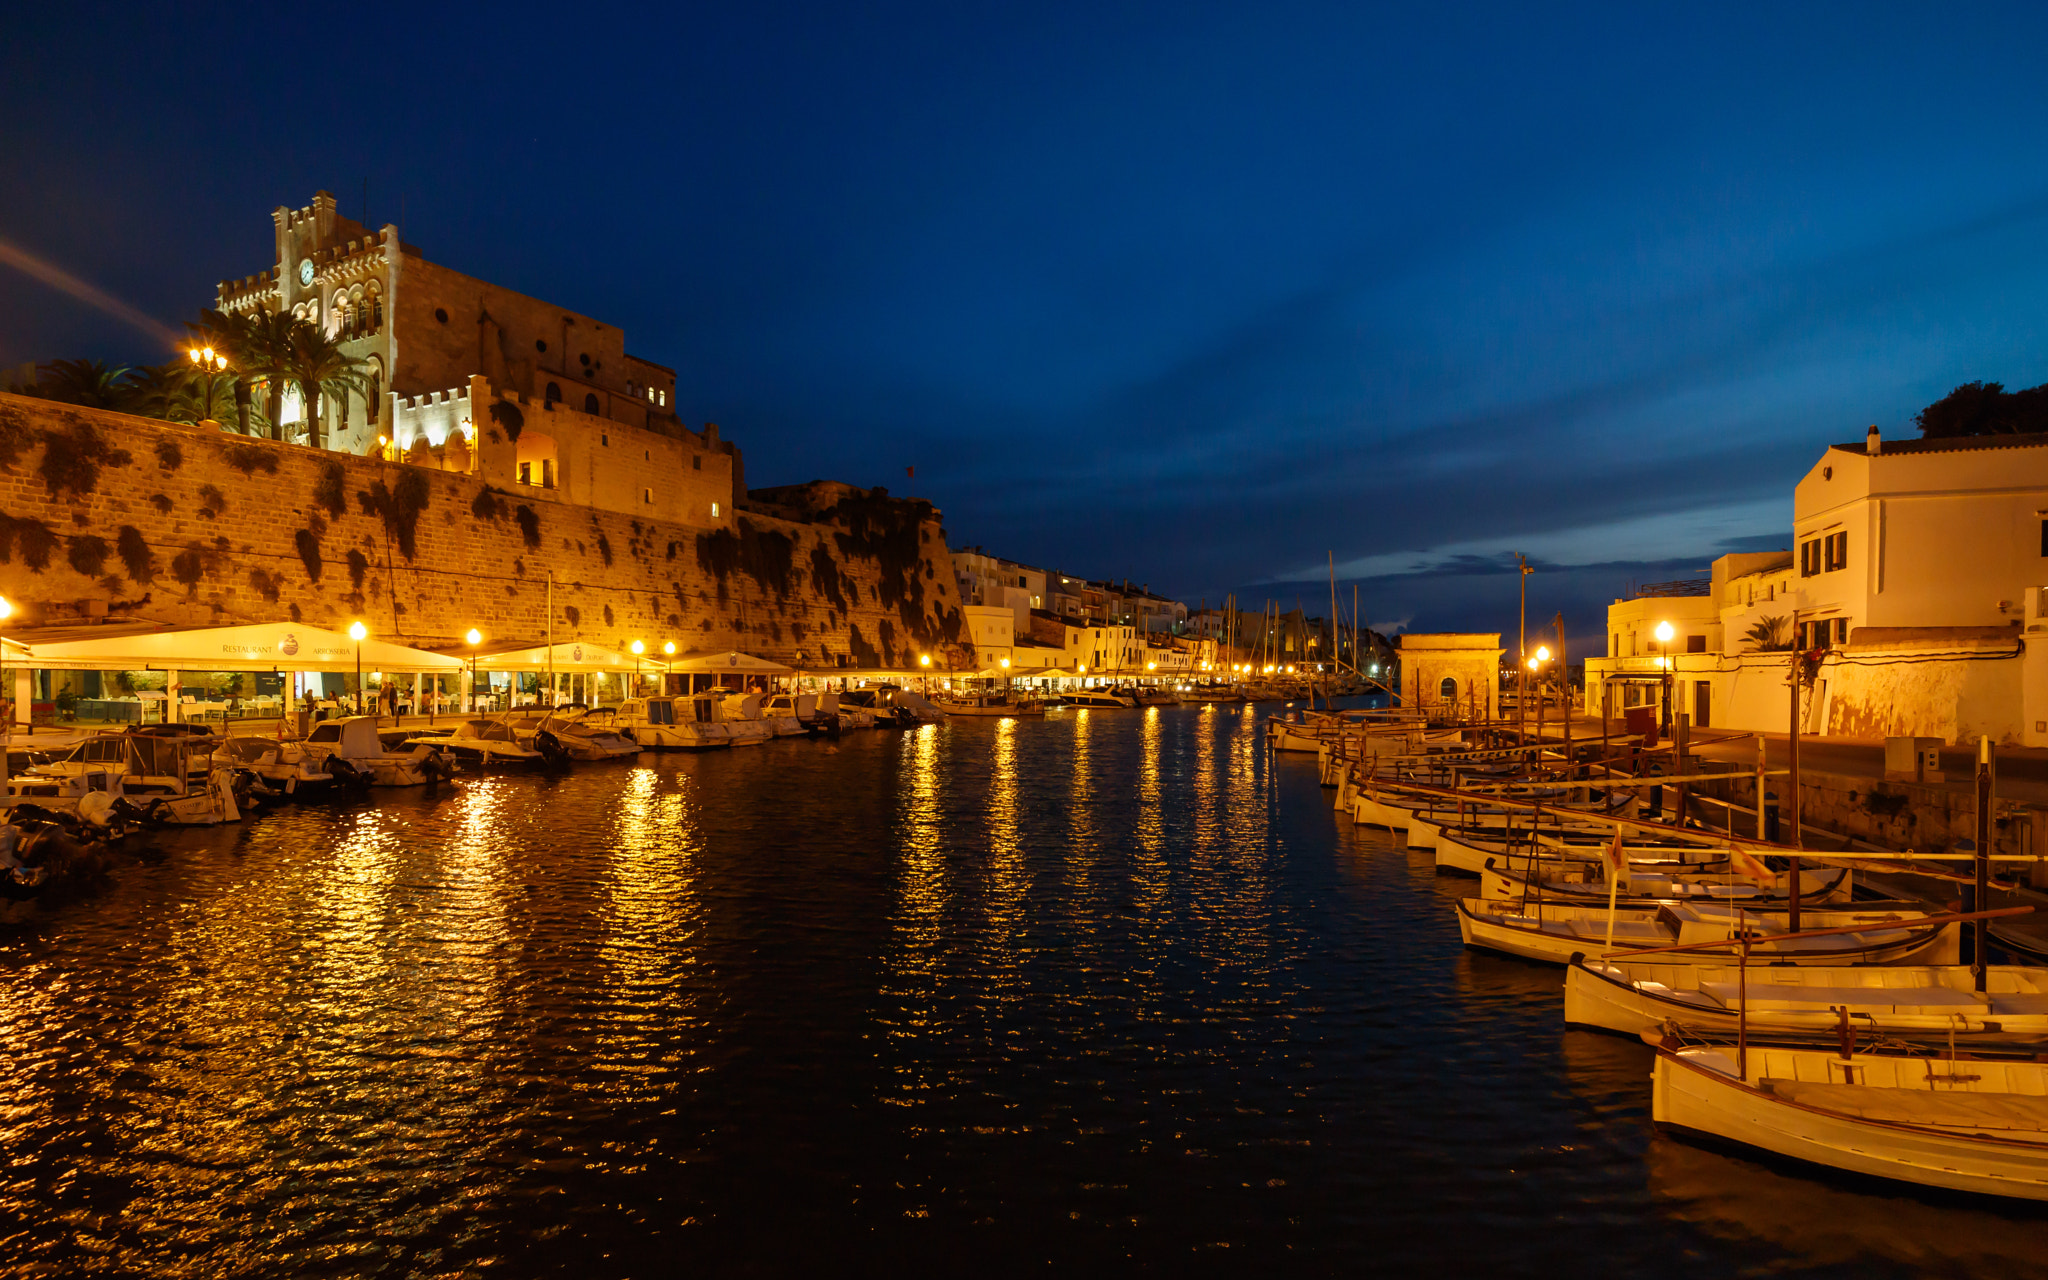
[1654,1046,2048,1201]
[1456,898,1955,968]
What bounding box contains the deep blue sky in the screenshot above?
[7,3,2048,650]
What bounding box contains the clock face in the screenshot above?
[298,259,315,286]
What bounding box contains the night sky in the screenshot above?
[8,4,2048,651]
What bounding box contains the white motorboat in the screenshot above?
[763,692,836,733]
[1653,1038,2048,1200]
[507,712,640,760]
[1454,896,1957,966]
[208,734,337,796]
[301,716,456,786]
[1568,955,2048,1046]
[933,690,1046,718]
[25,733,242,825]
[412,718,563,770]
[837,688,917,727]
[720,692,802,738]
[818,691,873,729]
[608,697,735,751]
[1065,688,1137,709]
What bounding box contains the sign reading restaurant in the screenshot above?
[220,636,352,660]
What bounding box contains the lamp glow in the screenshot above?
[630,640,645,655]
[348,620,367,641]
[465,628,482,646]
[1654,621,1675,644]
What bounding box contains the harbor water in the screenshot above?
[3,702,2047,1275]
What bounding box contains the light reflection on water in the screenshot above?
[0,703,2044,1275]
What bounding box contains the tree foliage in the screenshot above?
[1914,380,2048,439]
[1744,615,1792,652]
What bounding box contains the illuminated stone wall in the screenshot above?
[0,393,966,667]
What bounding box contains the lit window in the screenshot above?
[711,502,720,518]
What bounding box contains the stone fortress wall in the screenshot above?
[0,392,968,670]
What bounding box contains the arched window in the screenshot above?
[544,382,562,405]
[1438,676,1458,701]
[583,392,600,414]
[364,354,384,424]
[364,281,383,331]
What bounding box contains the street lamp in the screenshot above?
[465,628,482,714]
[348,620,367,716]
[1654,620,1676,737]
[919,652,932,697]
[630,639,645,697]
[0,595,12,794]
[186,345,229,425]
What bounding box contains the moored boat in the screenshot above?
[1455,896,1956,966]
[1652,1038,2048,1200]
[1569,955,2048,1046]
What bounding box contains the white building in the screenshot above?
[1586,425,2048,745]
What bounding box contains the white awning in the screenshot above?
[439,640,648,672]
[0,621,464,673]
[664,649,793,674]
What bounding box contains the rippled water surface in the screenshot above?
[4,703,2048,1276]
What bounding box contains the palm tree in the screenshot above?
[238,310,302,439]
[1744,615,1791,652]
[186,308,260,434]
[36,359,133,410]
[284,323,373,450]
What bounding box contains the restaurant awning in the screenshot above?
[0,621,464,673]
[664,649,793,674]
[438,640,649,672]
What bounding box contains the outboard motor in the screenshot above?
[325,756,373,792]
[534,730,572,770]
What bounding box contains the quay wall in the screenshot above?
[1697,764,2048,885]
[0,393,967,667]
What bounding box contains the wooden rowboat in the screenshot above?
[1568,957,2048,1046]
[1653,1038,2048,1200]
[1455,897,1955,967]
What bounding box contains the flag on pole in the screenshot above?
[1603,829,1628,879]
[1728,844,1776,886]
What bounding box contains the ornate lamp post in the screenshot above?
[187,346,229,426]
[0,595,13,795]
[347,620,368,715]
[1654,620,1676,738]
[465,628,482,714]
